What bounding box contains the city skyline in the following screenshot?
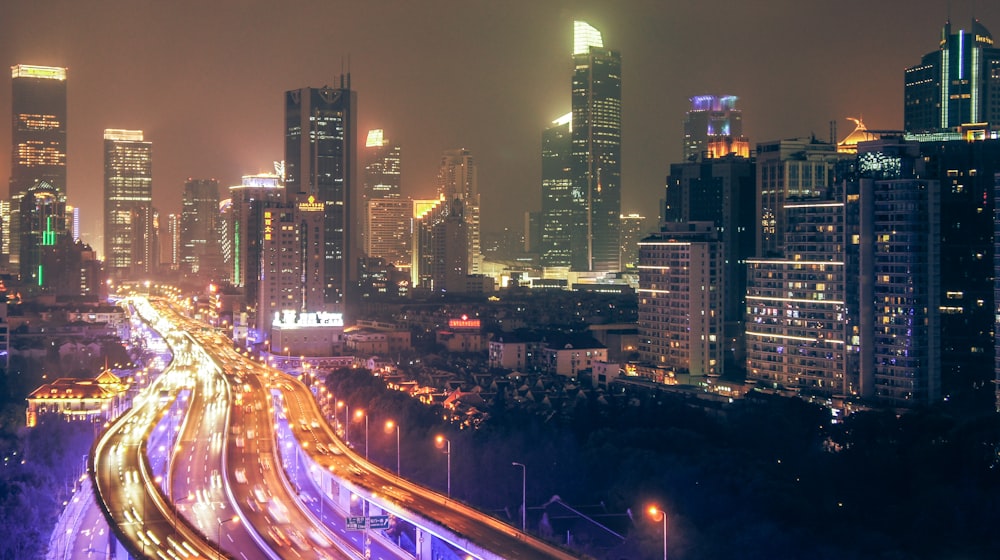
[2,0,999,247]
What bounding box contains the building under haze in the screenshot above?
[437,149,481,275]
[8,65,67,270]
[19,180,68,290]
[361,129,401,253]
[904,19,1000,136]
[683,95,749,162]
[228,173,285,315]
[366,198,411,270]
[103,129,155,278]
[180,178,224,281]
[284,79,357,312]
[571,21,622,272]
[540,113,574,271]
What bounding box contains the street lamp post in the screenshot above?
[386,420,400,475]
[217,515,240,560]
[512,462,526,532]
[435,435,451,497]
[648,505,667,560]
[355,409,368,460]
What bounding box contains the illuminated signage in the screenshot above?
[448,314,480,329]
[273,310,344,328]
[297,195,324,212]
[11,65,66,80]
[263,210,272,240]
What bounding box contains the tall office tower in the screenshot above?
[284,79,357,310]
[367,198,411,269]
[9,65,67,267]
[618,213,648,270]
[571,21,622,272]
[437,149,480,274]
[666,156,756,371]
[745,199,856,398]
[218,199,233,282]
[904,19,1000,135]
[637,222,723,381]
[103,129,154,277]
[682,95,749,161]
[756,138,844,257]
[362,129,402,258]
[229,173,284,312]
[256,198,326,334]
[162,213,180,270]
[412,196,469,292]
[180,179,223,280]
[540,112,573,269]
[19,181,68,289]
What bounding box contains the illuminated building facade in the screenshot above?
[637,223,723,381]
[180,178,223,279]
[361,129,401,253]
[756,138,844,257]
[9,65,67,267]
[745,200,856,398]
[284,79,357,311]
[228,173,284,313]
[683,95,749,161]
[103,129,154,277]
[162,213,180,270]
[571,21,622,272]
[540,113,573,269]
[618,213,649,270]
[413,197,468,292]
[437,149,480,275]
[367,198,411,269]
[19,180,68,289]
[256,198,327,336]
[666,155,756,370]
[904,19,1000,135]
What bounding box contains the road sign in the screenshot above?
[368,515,390,530]
[346,516,366,531]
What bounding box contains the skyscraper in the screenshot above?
[19,181,67,289]
[9,65,67,267]
[571,21,622,272]
[180,178,223,280]
[904,19,1000,135]
[437,149,480,275]
[285,78,356,311]
[540,112,573,269]
[228,173,284,309]
[362,129,402,256]
[103,129,154,277]
[682,95,749,161]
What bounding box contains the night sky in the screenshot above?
[2,0,999,249]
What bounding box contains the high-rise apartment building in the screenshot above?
[904,19,1000,135]
[682,95,749,162]
[756,138,844,257]
[180,178,223,279]
[413,197,468,293]
[367,198,411,269]
[637,222,723,381]
[285,79,357,310]
[619,213,648,270]
[437,149,480,274]
[666,155,756,370]
[9,65,67,267]
[540,113,573,270]
[571,21,622,272]
[103,129,154,277]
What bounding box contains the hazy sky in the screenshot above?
[2,0,999,246]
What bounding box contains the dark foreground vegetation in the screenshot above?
[326,367,1000,560]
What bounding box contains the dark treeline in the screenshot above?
[325,367,1000,560]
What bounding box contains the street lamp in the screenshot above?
[386,420,400,475]
[355,409,368,460]
[512,462,526,532]
[217,515,240,560]
[435,435,451,497]
[338,401,349,443]
[648,505,667,560]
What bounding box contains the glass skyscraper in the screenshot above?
[103,129,154,277]
[570,21,622,272]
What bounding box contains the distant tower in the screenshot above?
[285,80,357,310]
[682,95,748,161]
[571,21,622,272]
[540,112,573,269]
[618,213,648,270]
[904,19,1000,134]
[9,65,68,267]
[180,179,223,280]
[104,129,154,277]
[437,149,480,275]
[228,173,284,308]
[362,129,402,255]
